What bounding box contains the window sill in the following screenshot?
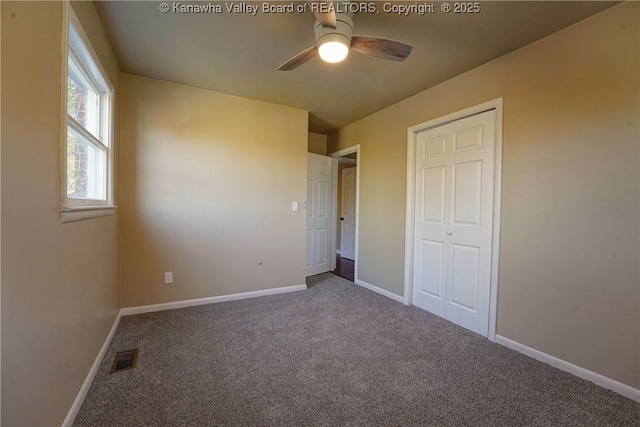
[60,206,117,223]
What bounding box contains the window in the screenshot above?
[61,6,115,222]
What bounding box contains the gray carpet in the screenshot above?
[74,273,640,426]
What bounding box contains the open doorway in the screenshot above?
[329,145,359,282]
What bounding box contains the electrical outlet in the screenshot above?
[164,272,173,284]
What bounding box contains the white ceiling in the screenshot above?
[94,1,615,133]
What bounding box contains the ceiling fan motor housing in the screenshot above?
[314,13,353,48]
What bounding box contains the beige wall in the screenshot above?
[329,3,640,389]
[308,132,328,155]
[1,1,120,425]
[119,74,308,307]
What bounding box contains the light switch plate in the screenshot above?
[292,202,299,212]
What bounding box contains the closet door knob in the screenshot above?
[447,232,452,236]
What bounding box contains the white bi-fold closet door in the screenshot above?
[412,110,496,336]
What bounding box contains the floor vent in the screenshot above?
[110,349,139,373]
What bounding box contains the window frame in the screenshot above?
[60,3,116,223]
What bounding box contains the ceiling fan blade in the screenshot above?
[278,45,318,71]
[309,0,337,28]
[350,36,413,61]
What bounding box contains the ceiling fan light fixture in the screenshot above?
[314,14,353,64]
[318,40,349,63]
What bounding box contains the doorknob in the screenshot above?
[447,232,452,236]
[340,217,344,221]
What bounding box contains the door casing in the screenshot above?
[404,98,503,341]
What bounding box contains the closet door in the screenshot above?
[412,110,495,336]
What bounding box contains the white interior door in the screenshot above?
[340,167,357,261]
[412,110,495,336]
[306,153,332,277]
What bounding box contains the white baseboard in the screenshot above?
[121,284,308,316]
[355,279,404,303]
[495,335,640,403]
[62,309,123,427]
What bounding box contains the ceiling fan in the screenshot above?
[278,0,413,71]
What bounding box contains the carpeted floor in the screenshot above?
[74,273,640,426]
